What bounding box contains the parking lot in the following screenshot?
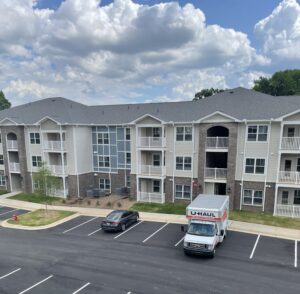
[0,206,299,293]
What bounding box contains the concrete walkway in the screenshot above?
[0,193,299,240]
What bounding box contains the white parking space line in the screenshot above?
[87,227,102,236]
[250,234,260,259]
[0,209,19,216]
[142,223,169,243]
[63,217,98,234]
[72,282,90,294]
[174,236,185,247]
[0,268,21,280]
[114,221,144,239]
[18,275,53,294]
[295,240,298,268]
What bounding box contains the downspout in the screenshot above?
[263,120,272,212]
[239,120,247,210]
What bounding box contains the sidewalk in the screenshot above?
[0,193,299,240]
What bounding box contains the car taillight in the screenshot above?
[111,221,119,225]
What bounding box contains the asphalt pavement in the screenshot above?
[0,207,299,294]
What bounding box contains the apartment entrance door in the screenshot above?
[214,183,226,195]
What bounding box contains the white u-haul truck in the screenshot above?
[182,194,229,258]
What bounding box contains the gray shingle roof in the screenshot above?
[1,87,300,125]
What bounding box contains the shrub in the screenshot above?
[117,202,122,208]
[62,199,66,204]
[96,200,100,207]
[87,200,91,205]
[106,201,112,208]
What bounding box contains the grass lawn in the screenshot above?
[7,209,75,227]
[131,202,186,215]
[0,190,8,195]
[9,193,62,205]
[229,210,300,230]
[130,203,300,229]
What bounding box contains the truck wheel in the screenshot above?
[224,230,227,239]
[211,249,216,258]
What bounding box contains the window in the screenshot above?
[176,156,192,171]
[32,156,42,167]
[288,128,295,137]
[98,156,110,167]
[126,152,131,164]
[0,175,5,186]
[243,189,263,205]
[30,133,40,144]
[0,155,3,165]
[33,180,40,190]
[285,160,292,171]
[126,175,131,187]
[153,180,160,193]
[297,159,300,172]
[245,158,265,174]
[247,125,268,142]
[294,190,300,205]
[175,184,191,199]
[99,178,110,190]
[152,154,161,166]
[97,133,109,144]
[282,191,289,205]
[125,128,130,141]
[152,128,161,138]
[176,127,192,141]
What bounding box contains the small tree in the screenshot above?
[33,162,60,213]
[0,91,11,110]
[193,88,225,100]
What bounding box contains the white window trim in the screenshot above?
[98,155,110,167]
[99,178,110,190]
[243,189,263,206]
[176,126,193,142]
[175,156,192,171]
[244,157,266,175]
[32,155,42,167]
[175,184,191,200]
[0,174,6,186]
[152,180,160,193]
[152,153,161,166]
[125,128,131,141]
[29,132,41,144]
[246,125,269,143]
[97,132,110,145]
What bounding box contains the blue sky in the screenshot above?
[1,0,300,105]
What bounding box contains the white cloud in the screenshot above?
[0,0,276,106]
[255,0,300,59]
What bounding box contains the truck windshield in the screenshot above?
[187,223,215,237]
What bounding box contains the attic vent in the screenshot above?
[51,99,56,102]
[128,105,130,110]
[102,110,104,115]
[229,91,234,94]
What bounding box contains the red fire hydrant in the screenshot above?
[12,214,18,222]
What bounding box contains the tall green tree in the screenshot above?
[0,91,11,110]
[193,88,225,100]
[253,69,300,96]
[33,162,59,213]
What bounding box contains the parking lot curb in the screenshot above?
[0,212,80,230]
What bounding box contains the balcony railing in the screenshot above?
[138,137,166,148]
[52,188,68,197]
[7,140,18,149]
[206,137,228,149]
[9,162,20,172]
[278,171,300,184]
[44,141,65,151]
[48,165,66,175]
[281,137,300,150]
[275,204,300,218]
[138,192,165,203]
[139,165,165,176]
[205,168,227,179]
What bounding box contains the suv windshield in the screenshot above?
[106,212,122,221]
[187,223,215,237]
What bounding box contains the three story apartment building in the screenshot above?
[1,87,300,218]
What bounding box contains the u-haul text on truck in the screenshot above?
[182,194,229,258]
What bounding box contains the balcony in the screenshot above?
[275,204,300,218]
[278,171,300,185]
[138,192,165,203]
[48,165,66,175]
[205,168,227,180]
[9,162,20,173]
[138,137,166,148]
[281,137,300,151]
[139,165,165,177]
[44,141,66,151]
[206,137,228,149]
[7,140,18,150]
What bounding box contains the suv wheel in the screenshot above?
[121,223,126,231]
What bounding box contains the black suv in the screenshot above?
[101,210,139,232]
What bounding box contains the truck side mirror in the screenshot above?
[181,225,185,232]
[220,229,224,236]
